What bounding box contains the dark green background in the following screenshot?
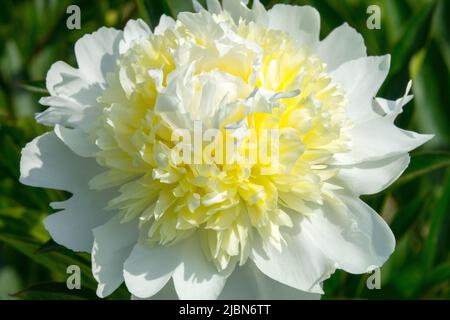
[0,0,449,299]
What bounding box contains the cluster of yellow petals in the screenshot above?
[88,11,351,271]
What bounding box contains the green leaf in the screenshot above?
[395,152,450,186]
[16,80,48,95]
[422,171,450,270]
[12,282,98,300]
[166,0,194,16]
[422,262,450,292]
[390,191,430,239]
[0,233,96,290]
[136,0,172,29]
[389,1,436,76]
[35,239,67,254]
[412,39,450,147]
[0,267,22,300]
[382,0,412,46]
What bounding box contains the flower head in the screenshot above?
[20,0,433,299]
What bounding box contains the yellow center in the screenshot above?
[88,11,351,271]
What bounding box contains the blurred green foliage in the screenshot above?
[0,0,448,300]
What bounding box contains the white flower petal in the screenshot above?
[172,236,234,300]
[267,4,320,49]
[123,242,181,298]
[206,0,222,14]
[44,190,115,252]
[154,15,176,35]
[220,260,321,300]
[222,0,253,23]
[220,0,267,25]
[251,216,336,294]
[37,63,97,128]
[44,61,85,97]
[20,132,115,252]
[374,80,413,117]
[335,154,410,195]
[304,193,396,274]
[334,115,433,165]
[134,261,321,300]
[120,19,151,53]
[317,23,367,71]
[54,125,98,157]
[132,280,178,300]
[20,132,95,192]
[92,217,138,298]
[38,27,122,130]
[330,55,390,123]
[333,81,433,165]
[250,0,269,26]
[74,27,122,86]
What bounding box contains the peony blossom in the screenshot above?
[20,0,433,299]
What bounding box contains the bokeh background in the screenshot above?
[0,0,449,300]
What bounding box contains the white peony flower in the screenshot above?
[19,0,433,300]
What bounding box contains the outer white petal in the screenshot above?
[38,27,122,132]
[54,125,98,157]
[219,261,321,300]
[132,280,178,300]
[335,154,410,195]
[251,215,336,294]
[119,19,151,53]
[206,0,222,14]
[74,27,122,86]
[334,81,433,165]
[20,132,115,252]
[92,217,138,298]
[123,242,181,299]
[172,236,235,300]
[334,115,433,165]
[223,0,253,23]
[317,23,367,71]
[330,55,390,124]
[154,15,176,35]
[267,4,320,49]
[222,0,268,26]
[44,190,115,253]
[37,62,97,128]
[374,81,413,117]
[304,193,396,274]
[134,261,321,300]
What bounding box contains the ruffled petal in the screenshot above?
[123,242,181,298]
[74,27,123,86]
[172,236,235,299]
[54,125,98,157]
[38,27,122,136]
[221,0,268,26]
[317,23,367,71]
[134,261,321,300]
[333,80,433,165]
[206,0,222,14]
[335,154,410,195]
[330,55,390,124]
[37,62,97,128]
[154,15,176,35]
[220,260,321,299]
[92,217,138,298]
[251,215,336,294]
[304,193,396,274]
[120,19,151,53]
[267,4,320,49]
[20,132,115,252]
[334,115,433,165]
